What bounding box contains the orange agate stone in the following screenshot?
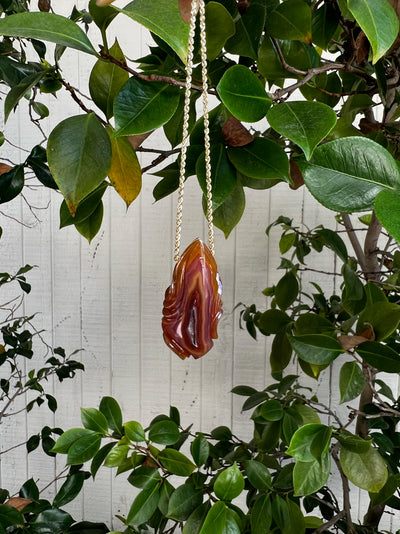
[162,238,223,359]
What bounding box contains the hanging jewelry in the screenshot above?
[162,0,223,360]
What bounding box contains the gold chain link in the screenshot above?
[174,0,214,262]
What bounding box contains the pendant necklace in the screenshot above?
[162,0,223,359]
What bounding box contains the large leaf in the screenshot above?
[158,449,196,476]
[31,509,74,534]
[99,396,123,435]
[228,138,289,182]
[89,40,129,120]
[199,502,227,534]
[118,0,190,64]
[348,0,399,63]
[217,65,271,123]
[375,189,400,244]
[225,4,266,60]
[148,420,180,445]
[47,114,112,216]
[357,341,400,373]
[88,0,118,31]
[0,165,24,204]
[0,505,24,529]
[245,460,272,491]
[266,0,312,43]
[182,502,211,534]
[288,334,343,365]
[114,77,180,136]
[81,408,108,434]
[339,361,365,404]
[205,2,235,61]
[340,446,388,492]
[214,463,245,501]
[126,485,160,526]
[357,301,400,341]
[108,129,142,208]
[67,433,102,465]
[210,182,245,238]
[287,423,331,462]
[267,101,337,160]
[0,12,96,55]
[301,137,400,213]
[167,484,203,521]
[196,144,237,208]
[53,471,86,508]
[51,428,96,454]
[293,452,331,496]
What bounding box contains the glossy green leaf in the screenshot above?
[47,114,112,216]
[311,3,339,49]
[53,471,86,508]
[217,65,271,123]
[337,431,372,453]
[51,428,96,454]
[118,0,190,64]
[67,433,102,465]
[348,0,399,63]
[25,145,58,190]
[258,37,316,80]
[74,202,104,243]
[267,0,311,42]
[275,272,299,310]
[99,396,123,435]
[126,484,160,526]
[89,40,129,120]
[214,463,245,501]
[158,449,196,476]
[0,165,24,204]
[5,71,44,123]
[31,509,74,534]
[199,501,227,534]
[0,12,96,55]
[288,334,342,365]
[182,502,211,534]
[272,496,305,534]
[124,421,146,442]
[148,420,180,445]
[114,78,180,136]
[0,505,24,529]
[339,362,365,404]
[357,341,400,373]
[245,460,272,491]
[91,442,116,478]
[164,92,197,148]
[250,495,272,534]
[210,182,245,237]
[375,189,400,244]
[301,72,342,108]
[167,484,203,521]
[228,138,289,182]
[260,400,284,421]
[128,466,161,489]
[81,408,109,435]
[60,183,108,229]
[225,4,266,60]
[287,423,331,462]
[301,137,400,213]
[88,0,118,30]
[257,309,292,335]
[191,434,210,467]
[358,301,400,341]
[104,445,129,468]
[267,101,337,160]
[293,452,330,496]
[196,144,237,208]
[205,2,235,60]
[314,228,348,262]
[340,446,388,492]
[270,331,293,377]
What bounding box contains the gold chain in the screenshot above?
[174,0,214,262]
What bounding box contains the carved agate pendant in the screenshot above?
[162,239,223,359]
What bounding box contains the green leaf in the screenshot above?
[196,144,237,208]
[164,92,197,148]
[51,428,96,454]
[199,502,227,534]
[182,502,211,534]
[191,434,210,467]
[148,420,180,445]
[0,505,24,529]
[339,362,365,404]
[270,331,293,377]
[53,471,86,508]
[0,165,24,204]
[245,460,272,491]
[257,309,292,335]
[214,463,245,501]
[5,71,44,123]
[66,433,101,465]
[357,301,400,341]
[260,400,284,421]
[301,137,400,213]
[31,509,74,534]
[217,65,271,123]
[288,334,342,365]
[118,0,190,64]
[340,446,388,492]
[0,12,96,55]
[124,421,146,442]
[267,101,337,160]
[225,4,266,60]
[257,37,316,80]
[272,496,305,534]
[287,423,332,462]
[167,484,203,521]
[158,449,196,476]
[314,228,348,262]
[375,189,400,244]
[293,452,331,496]
[104,445,129,468]
[74,202,104,243]
[205,2,235,60]
[114,78,180,136]
[91,442,116,478]
[210,182,245,237]
[59,183,108,229]
[357,341,400,373]
[88,0,118,31]
[266,0,311,42]
[337,431,372,453]
[81,408,109,435]
[348,0,399,63]
[128,466,161,489]
[126,485,160,526]
[275,272,299,310]
[250,495,272,534]
[89,40,129,120]
[312,3,339,49]
[47,114,112,216]
[228,138,289,182]
[99,396,123,435]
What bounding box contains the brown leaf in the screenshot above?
[222,117,254,147]
[0,163,12,176]
[6,498,34,511]
[38,0,51,11]
[237,0,251,14]
[357,325,375,341]
[289,160,304,190]
[359,118,381,134]
[127,131,153,150]
[179,0,194,23]
[338,335,369,351]
[355,31,370,65]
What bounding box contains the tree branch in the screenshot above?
[341,213,368,272]
[331,443,356,534]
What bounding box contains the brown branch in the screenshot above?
[363,212,382,282]
[312,511,346,534]
[60,80,107,125]
[341,213,368,272]
[331,443,356,534]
